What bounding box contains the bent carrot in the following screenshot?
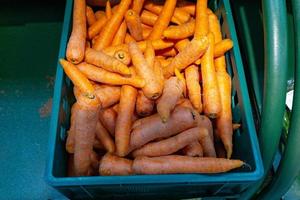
[136,90,155,117]
[147,0,177,40]
[66,0,86,64]
[112,21,127,46]
[133,156,244,174]
[77,62,145,88]
[125,9,143,41]
[163,19,195,40]
[94,84,120,108]
[194,0,208,39]
[93,0,132,50]
[106,0,112,19]
[86,6,96,26]
[60,59,95,98]
[132,0,145,14]
[114,49,131,65]
[95,121,115,153]
[88,15,108,39]
[185,65,202,112]
[129,41,162,99]
[95,10,105,20]
[99,107,117,136]
[99,153,133,175]
[85,48,130,76]
[182,142,203,157]
[214,39,233,58]
[115,85,137,157]
[141,10,158,26]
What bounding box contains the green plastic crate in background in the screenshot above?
[45,0,264,199]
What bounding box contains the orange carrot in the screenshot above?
[208,13,222,43]
[163,19,195,40]
[85,48,131,76]
[95,121,115,153]
[77,62,145,88]
[113,49,131,65]
[147,0,177,40]
[177,1,196,16]
[198,128,216,157]
[99,107,117,136]
[164,37,208,78]
[106,0,112,19]
[95,10,106,20]
[125,33,137,44]
[86,6,96,26]
[125,9,143,41]
[142,25,152,39]
[214,39,233,58]
[153,59,164,89]
[194,0,208,39]
[182,142,203,157]
[111,21,127,46]
[133,156,244,174]
[136,90,155,117]
[86,0,120,7]
[201,33,222,118]
[66,103,79,154]
[185,65,202,112]
[94,84,120,108]
[128,41,162,99]
[157,47,177,57]
[88,15,108,39]
[132,0,145,14]
[141,10,158,26]
[115,85,137,157]
[93,0,132,50]
[144,41,155,68]
[174,39,190,52]
[60,59,95,98]
[157,57,172,68]
[130,106,198,150]
[66,0,86,64]
[93,137,105,150]
[99,153,133,175]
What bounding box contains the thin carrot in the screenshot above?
[114,49,131,65]
[106,0,112,19]
[111,21,127,46]
[153,59,164,89]
[185,65,202,112]
[88,15,108,39]
[208,13,222,43]
[86,6,96,26]
[157,47,177,57]
[93,0,132,50]
[129,41,162,99]
[77,62,145,88]
[194,0,208,39]
[163,19,195,40]
[132,0,146,14]
[95,121,115,153]
[125,33,137,44]
[85,48,131,76]
[136,90,155,117]
[182,142,203,157]
[133,156,244,174]
[60,59,95,98]
[66,0,86,64]
[99,153,133,175]
[99,107,117,136]
[95,10,106,20]
[141,10,158,26]
[86,0,120,7]
[147,0,177,40]
[94,84,120,108]
[125,9,143,41]
[214,39,233,58]
[144,41,155,68]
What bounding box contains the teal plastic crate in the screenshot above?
[45,0,264,199]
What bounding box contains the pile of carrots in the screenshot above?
[61,0,243,177]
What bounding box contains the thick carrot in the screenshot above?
[144,41,155,68]
[130,106,198,150]
[128,41,162,99]
[132,127,207,157]
[147,0,177,40]
[60,59,95,98]
[99,153,133,175]
[66,0,86,64]
[86,6,96,26]
[141,10,158,26]
[132,0,145,14]
[94,84,120,109]
[86,0,120,7]
[112,21,127,46]
[185,65,202,112]
[93,0,132,50]
[194,0,208,39]
[85,48,131,76]
[77,62,145,88]
[99,107,117,136]
[106,0,112,19]
[157,47,177,57]
[125,9,143,41]
[201,33,222,118]
[163,19,195,40]
[115,85,137,157]
[114,49,131,65]
[125,33,137,44]
[95,121,115,153]
[136,90,155,117]
[133,156,244,174]
[157,77,184,122]
[164,37,208,78]
[88,15,108,39]
[214,39,233,58]
[95,10,106,20]
[182,142,203,157]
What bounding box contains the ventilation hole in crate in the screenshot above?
[225,53,234,77]
[219,15,224,26]
[60,126,67,141]
[232,104,242,123]
[234,91,239,106]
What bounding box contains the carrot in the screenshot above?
[77,62,145,88]
[157,47,177,57]
[157,77,184,122]
[136,90,155,117]
[132,0,145,14]
[133,156,244,174]
[216,71,233,158]
[125,9,143,41]
[112,103,138,123]
[194,0,208,39]
[153,59,164,89]
[132,127,207,157]
[66,0,86,64]
[196,114,214,141]
[85,48,131,76]
[130,106,198,150]
[208,13,222,43]
[125,33,137,44]
[67,155,75,177]
[115,85,137,157]
[128,41,162,99]
[114,49,131,65]
[94,84,120,108]
[157,57,172,68]
[163,19,195,40]
[99,153,133,175]
[93,0,132,50]
[95,10,106,20]
[66,103,79,154]
[95,121,115,153]
[164,37,208,78]
[147,0,177,40]
[144,41,155,68]
[106,0,112,19]
[86,0,120,7]
[60,59,95,98]
[86,6,96,26]
[142,25,152,39]
[201,33,222,118]
[93,137,105,150]
[214,39,233,58]
[198,128,216,157]
[99,107,117,136]
[88,15,108,39]
[185,65,202,112]
[182,142,203,157]
[141,10,158,26]
[177,1,196,16]
[112,21,127,46]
